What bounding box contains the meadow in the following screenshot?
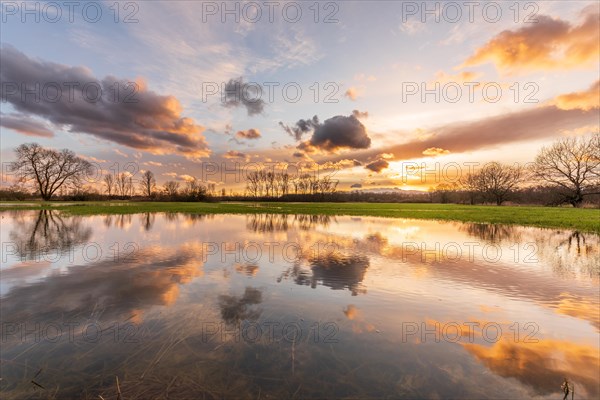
[2,201,598,233]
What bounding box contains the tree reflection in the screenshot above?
[218,287,263,324]
[103,214,132,229]
[279,254,369,296]
[140,212,155,231]
[246,214,333,232]
[460,223,520,243]
[8,210,93,259]
[554,231,600,277]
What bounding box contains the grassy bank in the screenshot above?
[1,201,598,233]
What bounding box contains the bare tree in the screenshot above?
[140,170,156,197]
[184,178,207,200]
[431,183,457,204]
[10,143,93,200]
[243,168,338,200]
[245,170,261,197]
[318,175,338,196]
[115,173,127,196]
[460,173,482,205]
[103,173,115,196]
[163,181,180,198]
[278,172,290,196]
[478,162,524,205]
[126,175,134,196]
[532,134,600,207]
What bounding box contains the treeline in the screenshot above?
[428,184,600,207]
[101,170,218,201]
[245,170,338,198]
[3,134,599,207]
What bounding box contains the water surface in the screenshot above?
[1,210,598,399]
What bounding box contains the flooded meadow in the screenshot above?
[1,210,599,399]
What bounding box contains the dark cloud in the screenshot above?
[0,45,209,158]
[236,128,261,139]
[281,114,371,153]
[365,159,389,173]
[352,110,369,119]
[350,183,363,188]
[308,115,371,152]
[0,112,54,138]
[279,115,319,141]
[222,77,266,116]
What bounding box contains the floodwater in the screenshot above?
[0,210,598,399]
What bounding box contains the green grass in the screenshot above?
[1,201,599,233]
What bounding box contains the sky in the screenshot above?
[1,0,599,192]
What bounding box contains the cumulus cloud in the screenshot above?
[551,80,600,111]
[282,114,371,154]
[422,147,450,156]
[462,8,600,73]
[222,77,266,116]
[0,112,54,137]
[0,45,210,158]
[236,128,261,140]
[279,116,319,141]
[365,159,389,173]
[307,115,371,152]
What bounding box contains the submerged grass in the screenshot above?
[1,201,599,233]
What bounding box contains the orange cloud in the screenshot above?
[223,150,248,160]
[236,128,261,140]
[464,339,600,398]
[345,87,359,101]
[422,147,450,156]
[551,80,600,111]
[432,70,482,84]
[321,105,598,165]
[462,8,599,73]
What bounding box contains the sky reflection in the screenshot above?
[1,210,598,399]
